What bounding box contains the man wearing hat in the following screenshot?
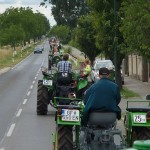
[82,67,121,126]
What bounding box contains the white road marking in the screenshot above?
[34,77,37,80]
[32,81,35,84]
[30,85,33,89]
[0,148,4,150]
[7,124,15,137]
[27,91,31,96]
[23,99,28,104]
[36,74,38,77]
[16,109,22,117]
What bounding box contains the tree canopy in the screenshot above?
[41,0,88,28]
[74,15,100,63]
[120,0,150,58]
[0,7,50,48]
[48,25,71,44]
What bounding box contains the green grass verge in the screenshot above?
[0,42,43,69]
[0,46,34,69]
[121,87,140,99]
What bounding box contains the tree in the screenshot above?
[41,0,88,28]
[73,15,101,63]
[49,25,70,44]
[86,0,125,88]
[0,7,50,47]
[120,0,150,58]
[0,24,25,52]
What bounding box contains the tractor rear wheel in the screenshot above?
[131,127,150,146]
[36,80,49,115]
[57,125,73,150]
[135,127,150,140]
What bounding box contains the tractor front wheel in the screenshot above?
[36,80,49,115]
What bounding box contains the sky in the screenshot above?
[0,0,56,26]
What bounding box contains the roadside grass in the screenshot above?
[121,87,140,99]
[0,46,34,69]
[0,42,42,69]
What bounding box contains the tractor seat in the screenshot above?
[126,106,150,112]
[88,112,117,126]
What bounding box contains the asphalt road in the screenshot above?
[0,42,125,150]
[0,41,56,150]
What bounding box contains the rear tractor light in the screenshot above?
[146,111,150,120]
[57,109,62,116]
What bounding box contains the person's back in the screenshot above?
[57,54,72,85]
[57,54,72,73]
[82,67,121,126]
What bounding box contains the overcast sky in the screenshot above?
[0,0,56,26]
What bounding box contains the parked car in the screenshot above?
[91,59,124,84]
[34,46,43,54]
[91,60,114,82]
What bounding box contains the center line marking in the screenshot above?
[27,91,31,96]
[23,99,28,104]
[7,124,15,137]
[32,81,35,84]
[30,85,33,89]
[34,77,37,80]
[16,109,22,117]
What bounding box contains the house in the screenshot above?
[125,54,149,82]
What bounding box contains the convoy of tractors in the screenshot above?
[36,37,150,150]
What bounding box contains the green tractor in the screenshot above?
[36,67,91,115]
[52,97,84,150]
[124,97,150,149]
[48,50,63,70]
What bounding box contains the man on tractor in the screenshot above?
[57,53,72,85]
[82,67,121,126]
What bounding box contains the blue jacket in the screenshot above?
[82,77,121,126]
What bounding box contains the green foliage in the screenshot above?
[42,0,88,28]
[64,47,72,54]
[120,0,150,58]
[73,15,100,63]
[0,7,50,47]
[0,25,25,47]
[121,87,140,99]
[49,25,71,44]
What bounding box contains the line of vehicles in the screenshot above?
[35,37,150,149]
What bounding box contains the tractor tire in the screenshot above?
[48,59,52,70]
[135,127,150,140]
[57,125,73,150]
[130,127,150,146]
[36,80,49,115]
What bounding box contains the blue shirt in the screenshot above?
[57,60,72,73]
[82,77,121,126]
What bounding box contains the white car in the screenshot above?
[91,60,115,82]
[90,59,125,85]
